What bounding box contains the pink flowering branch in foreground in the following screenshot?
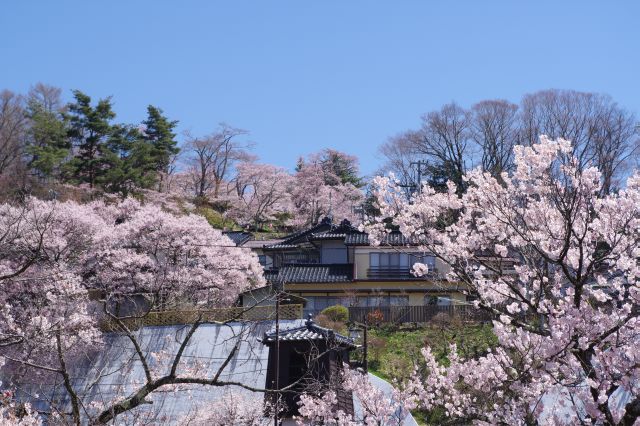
[364,136,640,425]
[0,198,265,424]
[297,368,416,425]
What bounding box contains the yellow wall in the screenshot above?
[353,247,450,280]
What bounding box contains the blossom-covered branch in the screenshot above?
[367,136,640,424]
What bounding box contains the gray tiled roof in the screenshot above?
[243,238,284,249]
[263,269,280,282]
[263,317,355,347]
[309,232,348,240]
[222,231,253,246]
[263,243,298,249]
[270,327,325,341]
[279,218,334,245]
[344,233,370,245]
[273,264,353,283]
[278,217,361,246]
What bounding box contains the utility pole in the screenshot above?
[409,160,429,194]
[274,289,280,426]
[272,280,289,426]
[352,203,365,223]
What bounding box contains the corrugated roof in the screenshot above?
[273,264,353,283]
[7,320,305,424]
[4,320,417,425]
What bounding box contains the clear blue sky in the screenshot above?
[1,1,638,176]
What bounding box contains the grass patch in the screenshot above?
[366,322,497,382]
[360,322,497,425]
[195,207,238,230]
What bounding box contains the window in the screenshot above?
[369,252,436,271]
[321,247,348,263]
[389,296,409,306]
[303,296,352,316]
[356,296,385,307]
[438,296,452,306]
[425,294,452,306]
[354,296,408,307]
[258,255,267,266]
[410,252,436,272]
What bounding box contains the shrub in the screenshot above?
[367,336,387,366]
[366,309,384,327]
[314,313,348,335]
[196,207,236,230]
[320,305,348,323]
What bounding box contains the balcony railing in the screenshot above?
[367,267,438,280]
[276,252,320,266]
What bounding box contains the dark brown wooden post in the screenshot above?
[363,315,368,373]
[274,290,280,426]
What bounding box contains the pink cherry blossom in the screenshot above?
[365,136,640,424]
[0,197,265,425]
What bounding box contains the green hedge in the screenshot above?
[320,305,349,323]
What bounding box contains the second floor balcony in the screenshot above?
[275,252,320,267]
[366,266,438,280]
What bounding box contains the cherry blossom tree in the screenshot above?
[291,154,364,228]
[297,368,415,425]
[0,198,265,424]
[366,136,640,424]
[229,162,294,230]
[185,124,253,199]
[0,359,42,426]
[180,391,270,426]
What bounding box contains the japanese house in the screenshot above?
[229,216,470,316]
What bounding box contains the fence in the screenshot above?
[100,304,304,331]
[348,305,493,325]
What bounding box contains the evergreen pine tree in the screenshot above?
[26,98,70,180]
[101,125,156,196]
[141,105,179,190]
[65,91,115,188]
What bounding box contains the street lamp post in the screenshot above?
[348,316,369,373]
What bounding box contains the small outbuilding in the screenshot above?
[262,315,356,417]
